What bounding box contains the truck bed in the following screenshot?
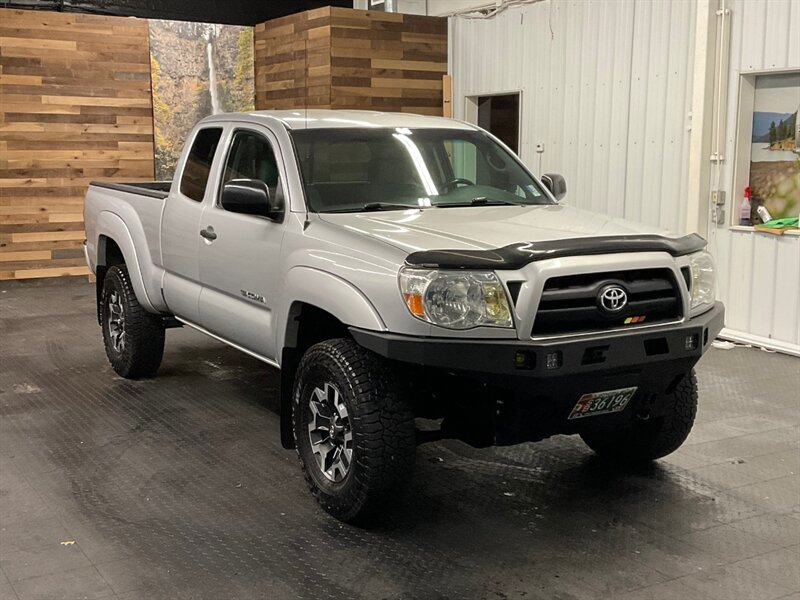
[84,180,173,313]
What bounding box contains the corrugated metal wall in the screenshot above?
[448,0,800,354]
[710,0,800,353]
[450,0,697,234]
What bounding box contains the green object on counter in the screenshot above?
[762,217,799,228]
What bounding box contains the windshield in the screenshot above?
[290,128,553,213]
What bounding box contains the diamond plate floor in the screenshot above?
[1,279,798,600]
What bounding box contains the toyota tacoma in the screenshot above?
[83,110,724,522]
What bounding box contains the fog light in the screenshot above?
[685,334,698,350]
[545,351,563,370]
[514,351,535,370]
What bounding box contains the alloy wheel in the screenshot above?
[307,382,353,482]
[107,291,126,353]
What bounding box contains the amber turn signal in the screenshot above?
[403,292,425,317]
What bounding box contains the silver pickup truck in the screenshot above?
[84,110,724,522]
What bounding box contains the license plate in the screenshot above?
[568,387,637,420]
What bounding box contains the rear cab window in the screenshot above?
[180,127,223,202]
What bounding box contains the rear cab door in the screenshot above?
[161,126,225,322]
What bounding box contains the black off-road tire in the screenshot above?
[100,265,165,379]
[293,338,416,523]
[580,371,698,463]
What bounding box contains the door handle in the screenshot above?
[200,227,217,241]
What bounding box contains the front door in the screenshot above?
[197,126,286,361]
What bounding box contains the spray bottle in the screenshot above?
[739,186,751,226]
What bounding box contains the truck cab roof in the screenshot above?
[199,109,477,131]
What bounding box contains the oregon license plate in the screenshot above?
[568,387,637,420]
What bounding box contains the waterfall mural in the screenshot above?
[148,20,255,180]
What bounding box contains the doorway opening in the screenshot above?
[472,93,521,154]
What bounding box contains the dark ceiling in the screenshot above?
[0,0,353,25]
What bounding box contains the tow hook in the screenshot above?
[637,394,657,420]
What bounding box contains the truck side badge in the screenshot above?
[240,290,266,304]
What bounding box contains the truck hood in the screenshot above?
[317,204,677,254]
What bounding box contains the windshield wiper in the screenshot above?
[436,197,523,208]
[362,202,420,211]
[328,202,420,213]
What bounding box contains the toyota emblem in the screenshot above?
[598,285,628,312]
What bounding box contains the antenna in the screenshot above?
[302,29,310,230]
[304,26,308,128]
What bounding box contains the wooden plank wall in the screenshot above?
[254,7,332,110]
[0,9,154,280]
[255,7,447,116]
[329,7,447,115]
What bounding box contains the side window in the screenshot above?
[221,130,281,202]
[180,128,223,202]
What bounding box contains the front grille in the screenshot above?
[531,268,682,336]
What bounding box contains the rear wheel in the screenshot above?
[100,265,165,379]
[293,338,416,522]
[580,371,698,463]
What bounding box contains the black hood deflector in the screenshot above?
[404,234,706,270]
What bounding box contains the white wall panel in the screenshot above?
[352,0,427,14]
[773,236,800,346]
[709,0,800,351]
[450,0,694,232]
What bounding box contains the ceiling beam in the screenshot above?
[2,0,353,26]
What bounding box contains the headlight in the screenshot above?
[688,250,716,313]
[399,267,513,329]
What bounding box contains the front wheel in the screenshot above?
[580,371,698,463]
[100,265,165,379]
[293,339,416,523]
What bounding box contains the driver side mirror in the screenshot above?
[541,173,567,201]
[221,179,282,221]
